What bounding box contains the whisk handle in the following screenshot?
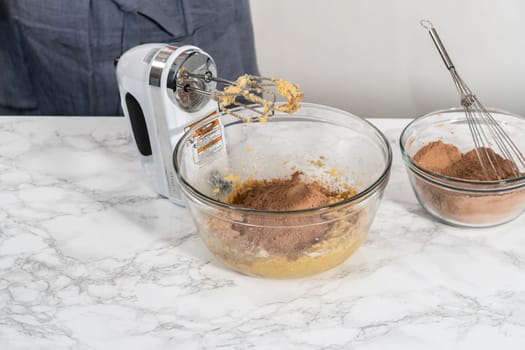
[420,20,455,71]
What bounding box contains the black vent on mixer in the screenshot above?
[125,93,152,156]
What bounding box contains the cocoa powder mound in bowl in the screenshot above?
[400,108,525,227]
[206,171,367,269]
[221,171,359,257]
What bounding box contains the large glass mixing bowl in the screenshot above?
[174,103,392,278]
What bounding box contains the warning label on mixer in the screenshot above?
[189,113,224,165]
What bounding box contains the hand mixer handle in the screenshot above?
[420,20,455,71]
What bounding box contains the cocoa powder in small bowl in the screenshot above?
[412,141,519,181]
[400,109,525,227]
[410,140,525,226]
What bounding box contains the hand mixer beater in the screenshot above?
[178,72,303,122]
[421,20,525,181]
[116,44,302,205]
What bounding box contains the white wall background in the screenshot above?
[250,0,525,117]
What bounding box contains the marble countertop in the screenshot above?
[1,116,525,350]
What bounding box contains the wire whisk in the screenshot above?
[420,20,525,180]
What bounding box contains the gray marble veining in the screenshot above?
[1,117,524,349]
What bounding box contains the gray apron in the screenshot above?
[0,0,259,115]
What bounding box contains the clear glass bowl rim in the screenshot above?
[173,103,393,215]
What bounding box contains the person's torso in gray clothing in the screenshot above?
[0,0,259,115]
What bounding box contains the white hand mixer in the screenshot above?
[116,44,301,205]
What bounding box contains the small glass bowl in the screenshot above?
[174,103,392,278]
[400,108,525,227]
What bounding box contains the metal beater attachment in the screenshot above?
[421,20,525,180]
[176,72,304,123]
